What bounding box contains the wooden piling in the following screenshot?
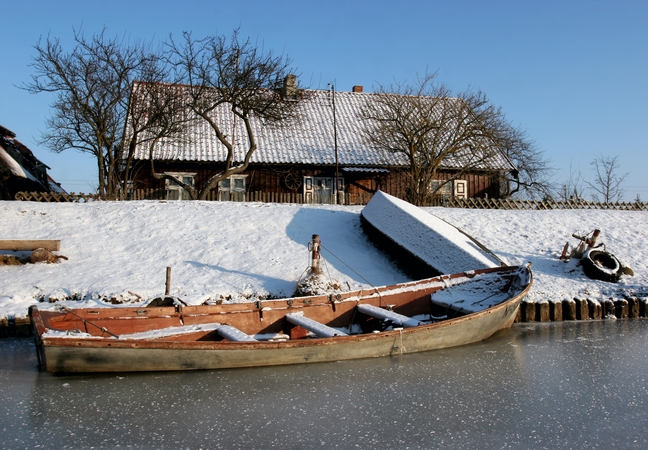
[602,298,615,317]
[614,299,629,319]
[550,299,563,321]
[574,297,589,320]
[537,301,550,322]
[587,298,602,320]
[14,316,32,336]
[308,234,322,274]
[562,298,577,320]
[521,299,536,322]
[0,315,32,337]
[165,267,171,296]
[627,297,640,318]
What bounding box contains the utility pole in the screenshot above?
[329,83,339,204]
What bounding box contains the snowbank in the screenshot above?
[1,199,646,319]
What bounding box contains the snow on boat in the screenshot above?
[30,264,532,373]
[361,191,504,277]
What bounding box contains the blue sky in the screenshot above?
[2,0,647,200]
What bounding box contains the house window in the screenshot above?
[430,180,453,199]
[303,176,345,204]
[218,175,247,201]
[165,172,195,200]
[430,179,468,201]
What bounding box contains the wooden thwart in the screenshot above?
[216,324,258,342]
[357,304,422,328]
[285,312,348,338]
[0,240,61,251]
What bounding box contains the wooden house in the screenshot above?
[127,80,516,204]
[0,125,64,200]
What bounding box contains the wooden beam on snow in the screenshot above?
[0,240,61,251]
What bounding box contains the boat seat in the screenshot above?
[285,312,348,338]
[356,304,422,328]
[215,324,258,342]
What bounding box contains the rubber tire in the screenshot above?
[582,249,622,283]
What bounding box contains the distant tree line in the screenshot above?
[557,154,630,203]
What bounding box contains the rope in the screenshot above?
[59,306,119,338]
[319,243,376,287]
[296,242,386,308]
[321,257,333,282]
[319,243,387,307]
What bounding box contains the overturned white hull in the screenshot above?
[361,191,503,275]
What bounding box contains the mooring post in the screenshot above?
[586,229,601,248]
[165,266,171,295]
[308,234,322,274]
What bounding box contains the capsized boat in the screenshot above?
[30,264,532,373]
[361,191,505,277]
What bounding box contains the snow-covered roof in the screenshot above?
[0,124,65,194]
[132,87,515,171]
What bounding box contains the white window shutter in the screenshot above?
[454,180,467,199]
[303,176,314,203]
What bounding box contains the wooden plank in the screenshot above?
[0,240,61,251]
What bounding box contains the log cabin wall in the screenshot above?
[435,171,503,199]
[130,161,504,202]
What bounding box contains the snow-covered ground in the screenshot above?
[1,199,646,319]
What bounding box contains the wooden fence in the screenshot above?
[14,190,648,211]
[14,191,102,202]
[446,197,648,211]
[14,190,375,205]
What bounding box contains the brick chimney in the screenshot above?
[282,74,298,100]
[352,85,363,93]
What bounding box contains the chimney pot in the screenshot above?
[352,85,363,93]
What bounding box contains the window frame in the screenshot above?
[218,174,248,201]
[164,172,196,200]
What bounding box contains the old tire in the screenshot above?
[582,249,622,283]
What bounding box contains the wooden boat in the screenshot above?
[361,191,505,277]
[30,264,532,373]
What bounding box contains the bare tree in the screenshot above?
[586,154,628,202]
[125,81,194,199]
[358,72,548,205]
[556,160,586,201]
[486,119,554,200]
[162,30,302,200]
[23,28,177,199]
